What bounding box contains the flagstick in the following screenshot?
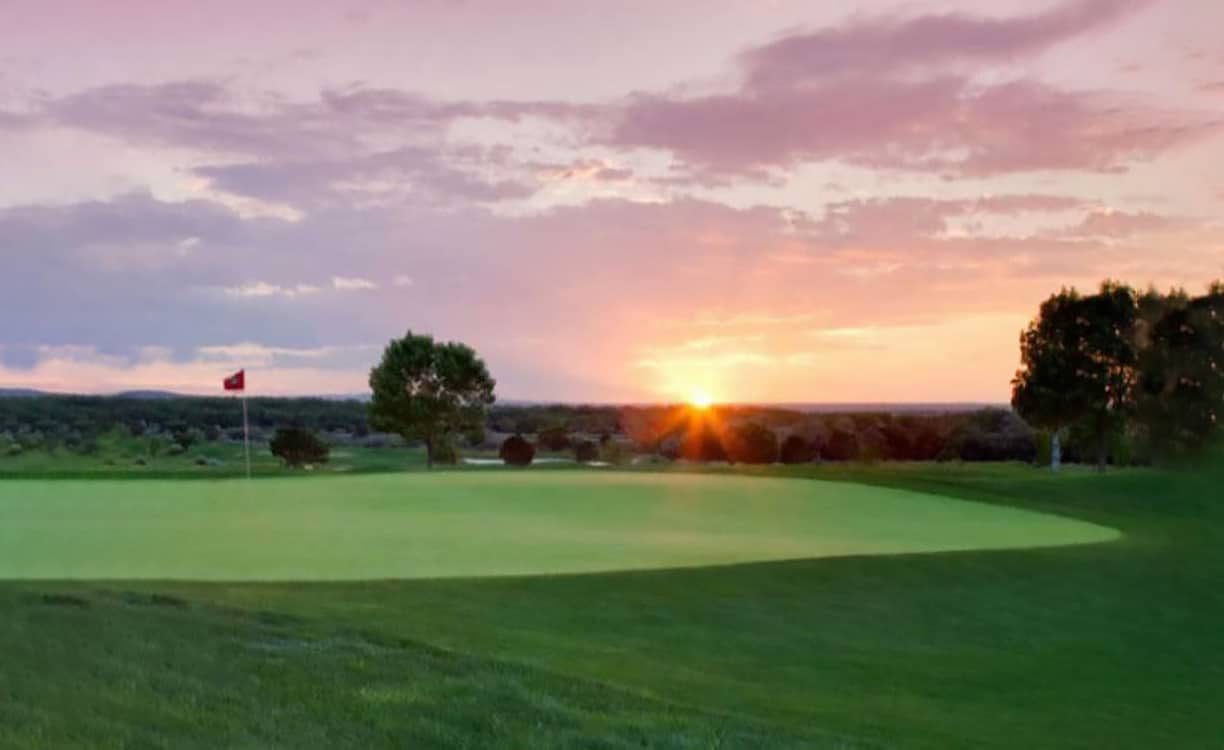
[242,392,251,479]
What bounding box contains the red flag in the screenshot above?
[223,369,245,391]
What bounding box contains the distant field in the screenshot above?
[0,472,1116,580]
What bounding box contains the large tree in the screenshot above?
[1012,283,1138,471]
[368,332,496,468]
[1134,285,1224,460]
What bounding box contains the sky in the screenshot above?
[1,0,1222,403]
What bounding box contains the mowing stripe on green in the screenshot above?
[0,472,1119,581]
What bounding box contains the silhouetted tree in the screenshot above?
[368,331,496,468]
[1013,283,1138,471]
[725,422,779,464]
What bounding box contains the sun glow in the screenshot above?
[687,388,714,409]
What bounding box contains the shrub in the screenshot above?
[725,422,780,464]
[269,427,330,468]
[779,434,814,464]
[574,440,599,463]
[500,435,536,466]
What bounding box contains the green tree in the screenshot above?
[368,331,496,468]
[1012,283,1138,471]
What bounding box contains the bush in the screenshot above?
[269,427,330,468]
[574,440,599,463]
[500,435,536,466]
[780,434,814,464]
[725,422,780,464]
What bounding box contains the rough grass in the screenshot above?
[0,472,1114,580]
[1,461,1221,748]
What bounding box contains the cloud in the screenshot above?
[192,146,536,208]
[331,276,377,291]
[792,194,1092,245]
[224,282,322,298]
[741,0,1146,86]
[1058,210,1185,238]
[195,342,377,367]
[30,82,569,211]
[614,75,1216,179]
[13,2,1210,206]
[45,81,357,159]
[609,1,1215,178]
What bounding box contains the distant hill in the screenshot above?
[114,390,185,400]
[0,388,45,398]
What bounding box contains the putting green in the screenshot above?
[0,472,1118,581]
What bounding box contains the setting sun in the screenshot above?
[687,388,714,409]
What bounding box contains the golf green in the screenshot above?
[0,472,1119,581]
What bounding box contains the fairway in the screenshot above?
[0,472,1117,581]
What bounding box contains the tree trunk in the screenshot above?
[1050,430,1062,472]
[1097,435,1108,474]
[425,437,434,469]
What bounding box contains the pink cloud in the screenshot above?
[609,1,1215,178]
[742,0,1146,86]
[1061,210,1185,238]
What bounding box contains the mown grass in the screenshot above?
[2,460,1221,748]
[0,473,1113,580]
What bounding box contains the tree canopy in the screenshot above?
[368,331,496,467]
[1014,281,1222,469]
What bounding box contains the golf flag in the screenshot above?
[224,369,252,478]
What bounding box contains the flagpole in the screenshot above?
[242,391,251,479]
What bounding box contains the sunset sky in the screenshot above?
[2,0,1222,402]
